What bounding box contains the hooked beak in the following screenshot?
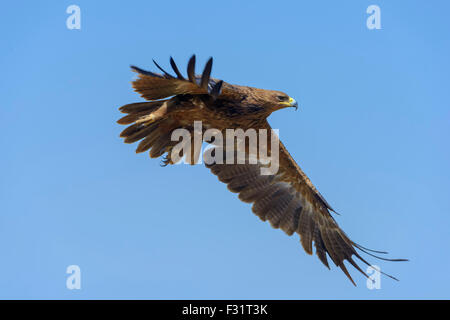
[279,97,298,110]
[289,97,298,110]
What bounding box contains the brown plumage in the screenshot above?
[118,55,406,285]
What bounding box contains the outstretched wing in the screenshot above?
[118,55,240,165]
[206,121,405,285]
[131,55,233,101]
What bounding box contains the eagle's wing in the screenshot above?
[130,55,237,101]
[118,55,243,165]
[206,121,404,285]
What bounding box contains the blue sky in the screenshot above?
[1,0,449,299]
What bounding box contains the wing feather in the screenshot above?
[204,121,405,285]
[131,55,240,102]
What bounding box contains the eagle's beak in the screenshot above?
[289,97,298,110]
[277,97,298,111]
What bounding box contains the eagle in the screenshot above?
[117,55,405,285]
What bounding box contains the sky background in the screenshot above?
[1,0,449,299]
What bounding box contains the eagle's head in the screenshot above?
[270,91,298,111]
[247,88,298,114]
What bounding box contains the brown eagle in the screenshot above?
[118,55,405,285]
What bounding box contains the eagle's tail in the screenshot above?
[117,98,202,166]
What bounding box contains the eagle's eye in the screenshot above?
[277,95,289,102]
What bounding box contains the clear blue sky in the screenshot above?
[1,0,449,299]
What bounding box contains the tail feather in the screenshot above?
[119,101,164,114]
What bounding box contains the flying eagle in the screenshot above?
[117,55,405,285]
